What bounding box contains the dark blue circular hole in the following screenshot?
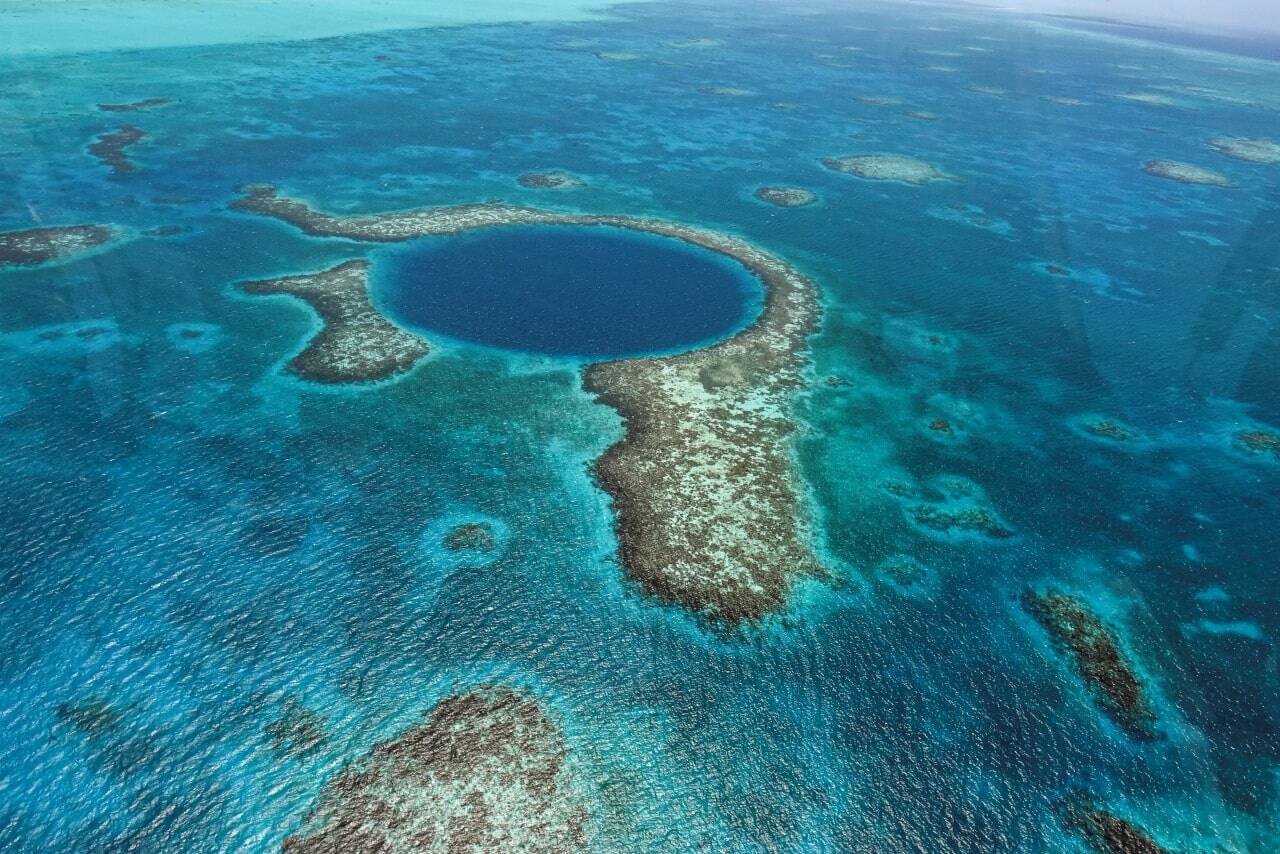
[373,224,762,358]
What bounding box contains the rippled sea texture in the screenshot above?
[1,1,1278,850]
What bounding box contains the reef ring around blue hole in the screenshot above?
[371,224,765,358]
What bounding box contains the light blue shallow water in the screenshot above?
[0,1,1278,851]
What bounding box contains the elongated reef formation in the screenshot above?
[1205,136,1280,165]
[233,184,825,623]
[0,224,115,269]
[284,687,590,852]
[517,171,584,190]
[89,126,145,174]
[1142,160,1232,187]
[97,97,171,113]
[1024,590,1156,739]
[821,154,950,185]
[240,260,429,384]
[1059,795,1171,854]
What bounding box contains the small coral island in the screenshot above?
[1205,136,1280,164]
[233,184,826,624]
[0,224,115,269]
[517,171,584,190]
[284,687,590,852]
[754,186,817,207]
[239,260,429,384]
[821,154,950,185]
[1024,590,1157,739]
[1142,160,1232,187]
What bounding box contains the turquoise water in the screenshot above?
[0,0,1278,850]
[375,226,762,357]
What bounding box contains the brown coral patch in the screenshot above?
[284,687,589,853]
[1024,590,1156,739]
[89,126,145,174]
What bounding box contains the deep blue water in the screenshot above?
[375,226,761,357]
[0,0,1278,851]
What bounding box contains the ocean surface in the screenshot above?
[1,0,1278,850]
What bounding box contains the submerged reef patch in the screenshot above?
[875,554,934,597]
[56,698,126,737]
[97,97,171,113]
[234,185,826,625]
[927,202,1013,236]
[0,319,126,355]
[517,171,585,190]
[283,687,590,852]
[1024,590,1157,740]
[0,224,115,269]
[1205,137,1280,164]
[892,475,1013,542]
[443,522,497,554]
[1069,414,1144,445]
[1059,794,1172,854]
[821,154,951,185]
[239,260,429,384]
[88,126,145,174]
[238,514,309,557]
[1116,92,1178,107]
[699,86,756,97]
[754,186,817,207]
[1142,160,1232,187]
[908,503,1013,540]
[266,698,328,760]
[164,322,222,354]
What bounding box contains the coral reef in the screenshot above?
[443,522,497,554]
[0,224,115,269]
[1059,795,1172,854]
[754,186,817,207]
[239,515,309,557]
[233,184,825,624]
[56,698,124,736]
[821,154,950,185]
[909,503,1013,540]
[1116,92,1177,107]
[266,698,328,760]
[239,260,430,384]
[1024,590,1157,739]
[517,171,584,190]
[97,97,171,113]
[1234,428,1280,459]
[1205,137,1280,164]
[1074,416,1140,443]
[876,555,932,595]
[284,687,590,853]
[1142,160,1232,187]
[700,86,756,96]
[89,126,145,174]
